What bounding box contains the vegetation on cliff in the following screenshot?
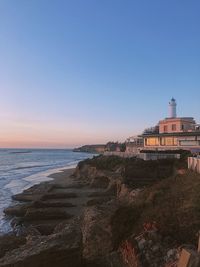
[2,154,199,267]
[111,170,200,250]
[78,154,200,250]
[78,155,186,187]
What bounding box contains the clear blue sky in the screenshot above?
[0,0,200,148]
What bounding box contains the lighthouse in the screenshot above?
[169,98,177,118]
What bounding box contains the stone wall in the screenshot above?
[103,152,137,158]
[103,151,180,161]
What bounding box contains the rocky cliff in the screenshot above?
[1,155,200,267]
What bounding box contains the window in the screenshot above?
[160,138,165,146]
[165,138,174,146]
[174,138,178,145]
[172,124,176,131]
[146,138,159,146]
[161,137,178,146]
[164,125,168,132]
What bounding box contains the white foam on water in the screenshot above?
[0,150,95,233]
[0,164,79,234]
[4,179,28,195]
[22,163,77,190]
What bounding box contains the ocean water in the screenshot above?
[0,149,94,233]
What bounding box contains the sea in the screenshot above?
[0,149,94,233]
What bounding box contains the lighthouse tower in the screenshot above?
[169,98,177,118]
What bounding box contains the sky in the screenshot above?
[0,0,200,148]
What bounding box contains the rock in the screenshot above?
[12,193,40,202]
[105,180,118,195]
[53,218,80,234]
[166,248,178,260]
[81,202,117,261]
[23,207,73,221]
[137,238,146,250]
[41,192,77,200]
[13,225,41,237]
[26,221,63,235]
[86,197,113,206]
[10,218,23,229]
[23,183,53,194]
[0,222,82,267]
[32,200,75,208]
[152,244,160,252]
[4,204,30,217]
[0,233,26,258]
[88,191,111,198]
[74,164,98,181]
[11,219,54,237]
[50,183,85,189]
[12,183,53,202]
[85,252,125,267]
[90,176,110,189]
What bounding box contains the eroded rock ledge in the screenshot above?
[1,155,199,267]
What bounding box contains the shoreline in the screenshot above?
[47,167,76,182]
[0,154,197,267]
[2,166,82,235]
[0,149,95,234]
[2,162,104,237]
[23,163,79,185]
[0,164,79,234]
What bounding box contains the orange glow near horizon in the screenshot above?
[0,117,129,148]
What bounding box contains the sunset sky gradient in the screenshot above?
[0,0,200,148]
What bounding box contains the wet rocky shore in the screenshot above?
[0,165,120,267]
[0,155,200,267]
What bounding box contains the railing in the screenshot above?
[103,151,136,158]
[104,151,180,161]
[188,157,200,174]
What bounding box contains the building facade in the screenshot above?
[126,136,144,153]
[140,98,200,152]
[159,117,196,134]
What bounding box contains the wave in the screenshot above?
[0,150,94,233]
[10,151,32,154]
[13,165,49,170]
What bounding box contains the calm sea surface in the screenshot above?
[0,149,94,233]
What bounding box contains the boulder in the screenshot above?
[0,222,82,267]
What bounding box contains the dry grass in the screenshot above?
[111,171,200,248]
[136,171,200,244]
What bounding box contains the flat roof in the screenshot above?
[164,117,194,120]
[140,131,200,138]
[160,117,195,122]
